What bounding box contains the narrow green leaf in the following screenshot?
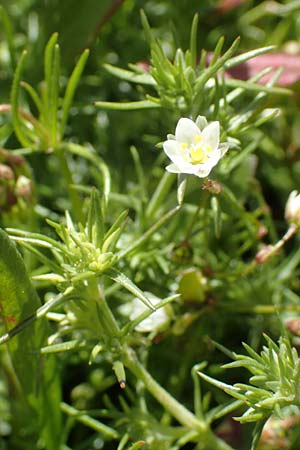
[107,268,155,310]
[20,81,43,114]
[10,50,33,148]
[103,63,155,85]
[224,45,275,69]
[140,9,153,43]
[190,13,199,69]
[104,209,128,243]
[62,143,111,214]
[130,145,147,202]
[206,400,243,424]
[44,32,59,123]
[118,206,180,260]
[41,340,84,354]
[87,188,104,248]
[195,37,240,91]
[60,402,119,439]
[0,6,16,68]
[128,442,146,450]
[211,196,222,239]
[225,78,291,96]
[210,36,225,66]
[49,43,60,146]
[146,172,176,219]
[94,99,161,110]
[60,48,90,136]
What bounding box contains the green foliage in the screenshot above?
[1,1,300,450]
[0,228,61,450]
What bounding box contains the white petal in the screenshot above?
[202,121,220,150]
[130,294,169,333]
[219,143,229,156]
[175,118,201,144]
[194,167,212,178]
[166,163,180,173]
[163,140,196,172]
[195,115,208,131]
[163,139,182,159]
[194,168,211,178]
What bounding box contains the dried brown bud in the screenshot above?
[255,245,275,264]
[285,318,300,335]
[0,163,14,181]
[257,225,268,239]
[202,179,222,194]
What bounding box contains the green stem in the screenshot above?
[221,303,300,315]
[87,279,120,337]
[124,349,234,450]
[146,171,175,219]
[60,402,119,439]
[56,147,84,223]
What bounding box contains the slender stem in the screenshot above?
[244,223,298,275]
[184,190,209,241]
[117,206,179,260]
[146,171,175,219]
[56,147,84,223]
[124,349,205,430]
[221,303,300,315]
[124,349,235,450]
[60,402,119,439]
[86,279,120,337]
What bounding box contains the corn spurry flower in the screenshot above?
[285,190,300,224]
[163,116,229,178]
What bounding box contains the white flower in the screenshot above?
[129,292,170,333]
[285,190,300,224]
[163,116,228,178]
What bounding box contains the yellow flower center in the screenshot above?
[180,136,212,164]
[190,146,206,163]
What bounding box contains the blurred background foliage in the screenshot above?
[1,1,300,449]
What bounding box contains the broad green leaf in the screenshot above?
[0,228,61,450]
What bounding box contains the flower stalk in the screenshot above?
[124,349,234,450]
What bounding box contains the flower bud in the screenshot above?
[285,190,300,224]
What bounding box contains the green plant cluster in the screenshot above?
[1,1,300,450]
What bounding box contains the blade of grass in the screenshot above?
[10,50,33,148]
[60,48,90,136]
[49,44,60,147]
[43,32,58,125]
[0,6,16,68]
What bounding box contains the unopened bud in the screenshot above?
[285,190,300,224]
[202,179,222,194]
[255,245,275,264]
[15,175,33,200]
[257,225,268,239]
[285,318,300,336]
[0,163,14,182]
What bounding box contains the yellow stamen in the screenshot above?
[181,142,188,150]
[205,145,212,153]
[190,146,206,164]
[194,134,202,143]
